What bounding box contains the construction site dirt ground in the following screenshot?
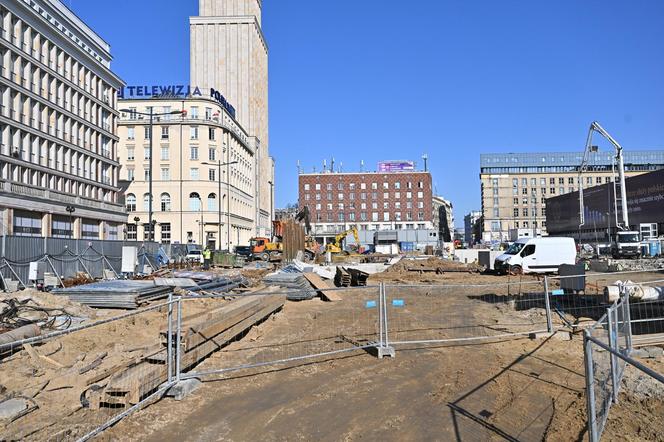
[104,271,664,442]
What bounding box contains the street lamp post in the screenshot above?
[65,205,75,238]
[197,195,204,246]
[202,160,238,251]
[120,108,183,242]
[268,180,274,236]
[133,216,140,241]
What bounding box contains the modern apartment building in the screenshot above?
[432,195,454,242]
[298,170,434,244]
[0,0,125,239]
[480,151,664,242]
[117,95,257,248]
[190,0,273,237]
[464,210,482,246]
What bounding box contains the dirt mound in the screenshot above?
[386,257,483,274]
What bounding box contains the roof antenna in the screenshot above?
[331,157,335,173]
[296,160,302,175]
[360,160,364,172]
[422,153,429,172]
[339,161,343,173]
[322,159,327,173]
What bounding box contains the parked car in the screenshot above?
[186,249,204,264]
[234,245,252,259]
[494,237,576,275]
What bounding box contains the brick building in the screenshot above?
[298,171,433,244]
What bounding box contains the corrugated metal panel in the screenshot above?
[0,236,160,285]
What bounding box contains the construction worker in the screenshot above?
[203,246,212,270]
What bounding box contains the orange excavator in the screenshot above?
[250,207,320,261]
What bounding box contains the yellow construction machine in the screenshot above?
[325,226,361,254]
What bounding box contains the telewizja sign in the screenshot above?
[118,84,236,118]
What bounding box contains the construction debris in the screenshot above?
[93,294,285,408]
[262,273,317,300]
[334,267,368,287]
[51,281,171,309]
[302,273,342,302]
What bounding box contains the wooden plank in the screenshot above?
[180,295,285,371]
[101,294,286,407]
[302,272,342,302]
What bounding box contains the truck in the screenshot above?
[611,230,641,259]
[494,237,576,275]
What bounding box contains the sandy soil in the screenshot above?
[2,267,662,441]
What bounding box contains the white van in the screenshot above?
[494,237,576,275]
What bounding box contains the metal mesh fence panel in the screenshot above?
[0,299,175,441]
[383,280,549,346]
[180,286,382,381]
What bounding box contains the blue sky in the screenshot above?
[70,0,664,227]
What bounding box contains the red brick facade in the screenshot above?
[298,172,433,228]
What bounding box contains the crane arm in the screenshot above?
[578,121,629,231]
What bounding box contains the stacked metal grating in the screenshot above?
[263,273,317,301]
[194,275,248,293]
[52,280,171,309]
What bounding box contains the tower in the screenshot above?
[190,0,272,235]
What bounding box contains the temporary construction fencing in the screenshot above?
[583,282,664,442]
[0,236,160,289]
[0,272,661,440]
[383,280,551,346]
[0,297,175,441]
[179,285,385,382]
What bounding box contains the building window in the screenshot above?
[550,187,556,194]
[190,146,198,160]
[361,183,366,190]
[144,126,151,140]
[127,168,135,181]
[327,183,333,190]
[316,194,321,200]
[305,194,310,201]
[327,203,333,210]
[144,169,150,181]
[338,213,345,222]
[383,212,390,221]
[127,148,135,161]
[127,127,135,140]
[383,182,389,189]
[190,168,199,180]
[161,223,171,244]
[541,188,546,194]
[207,193,216,210]
[383,192,389,199]
[126,194,136,211]
[327,193,332,200]
[161,168,170,180]
[316,203,321,210]
[190,107,199,119]
[491,221,500,232]
[513,198,518,205]
[338,183,343,190]
[338,203,344,210]
[512,178,518,187]
[371,182,378,190]
[523,208,529,217]
[160,193,171,211]
[360,212,367,221]
[514,208,519,217]
[569,177,575,184]
[338,193,344,200]
[209,127,215,140]
[189,192,201,211]
[143,193,151,211]
[493,208,499,217]
[161,147,169,160]
[406,192,412,199]
[596,177,602,184]
[51,216,73,238]
[372,212,379,222]
[418,201,424,209]
[209,148,216,161]
[542,208,546,216]
[144,147,151,160]
[209,169,216,181]
[395,202,401,209]
[190,126,199,140]
[383,202,389,209]
[205,107,212,120]
[406,202,413,209]
[349,213,355,221]
[315,183,321,190]
[161,126,168,140]
[127,224,137,240]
